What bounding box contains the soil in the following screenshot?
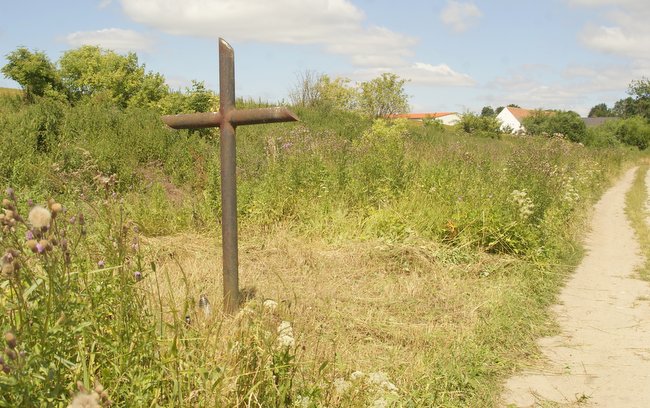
[501,167,650,407]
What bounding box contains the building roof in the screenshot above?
[387,112,457,120]
[504,107,535,122]
[581,117,618,128]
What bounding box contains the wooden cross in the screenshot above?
[162,38,298,314]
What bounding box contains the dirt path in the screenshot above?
[501,167,650,407]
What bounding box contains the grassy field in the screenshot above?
[0,95,640,406]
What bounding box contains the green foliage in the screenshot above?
[58,46,166,108]
[0,97,635,406]
[522,110,587,143]
[357,73,409,118]
[458,112,501,138]
[480,106,496,117]
[1,47,62,102]
[588,102,612,118]
[613,116,650,150]
[316,75,357,111]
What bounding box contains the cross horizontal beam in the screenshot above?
[162,107,298,129]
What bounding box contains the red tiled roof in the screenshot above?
[506,107,534,122]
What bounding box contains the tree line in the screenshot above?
[2,46,411,119]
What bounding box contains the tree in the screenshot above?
[357,73,409,118]
[288,70,322,107]
[317,75,357,111]
[1,47,62,101]
[58,45,166,108]
[495,106,505,115]
[614,116,650,150]
[588,103,611,117]
[522,110,587,143]
[627,77,650,119]
[612,97,636,118]
[480,106,495,117]
[507,103,521,108]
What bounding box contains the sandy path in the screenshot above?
[501,167,650,407]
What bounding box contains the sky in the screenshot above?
[1,0,649,116]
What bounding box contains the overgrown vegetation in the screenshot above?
[0,45,645,407]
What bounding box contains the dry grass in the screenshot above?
[141,225,536,404]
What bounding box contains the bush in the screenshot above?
[458,113,501,139]
[614,116,650,150]
[523,110,587,143]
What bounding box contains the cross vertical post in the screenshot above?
[161,38,298,314]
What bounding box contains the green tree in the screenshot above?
[459,112,501,138]
[358,73,409,118]
[522,110,587,143]
[614,116,650,149]
[58,46,166,108]
[480,106,495,117]
[1,47,62,102]
[612,97,636,118]
[186,80,215,113]
[588,103,611,117]
[627,77,650,119]
[317,75,357,111]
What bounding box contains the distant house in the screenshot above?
[388,112,461,126]
[581,117,618,128]
[496,107,537,133]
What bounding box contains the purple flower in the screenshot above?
[68,216,76,225]
[97,260,105,268]
[134,271,142,281]
[27,199,33,207]
[5,188,14,200]
[36,243,45,254]
[25,230,34,240]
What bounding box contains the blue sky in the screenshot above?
[1,0,648,115]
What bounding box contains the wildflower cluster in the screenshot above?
[510,189,535,219]
[331,369,400,406]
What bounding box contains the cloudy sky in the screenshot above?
[1,0,648,115]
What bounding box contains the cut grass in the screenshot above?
[142,225,577,406]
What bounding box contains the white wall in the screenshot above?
[496,108,523,133]
[438,113,460,126]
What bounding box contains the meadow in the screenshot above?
[0,93,638,407]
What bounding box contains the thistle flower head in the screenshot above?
[28,206,51,229]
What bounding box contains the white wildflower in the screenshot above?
[510,189,535,219]
[28,206,51,229]
[293,395,311,407]
[277,320,295,348]
[368,371,398,393]
[263,299,278,311]
[333,377,351,394]
[349,370,365,381]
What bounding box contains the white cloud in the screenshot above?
[119,0,417,67]
[440,1,482,33]
[353,62,475,87]
[571,1,650,60]
[64,28,154,52]
[98,0,112,8]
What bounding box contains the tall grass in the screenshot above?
[0,95,639,406]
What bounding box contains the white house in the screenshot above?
[496,107,535,133]
[388,112,461,126]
